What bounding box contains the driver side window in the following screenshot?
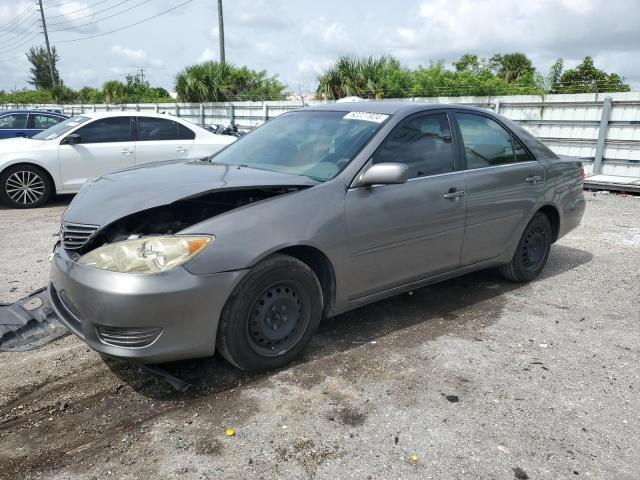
[372,113,454,179]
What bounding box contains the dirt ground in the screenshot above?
[0,192,639,480]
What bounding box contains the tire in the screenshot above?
[499,212,552,283]
[0,164,53,209]
[216,254,323,372]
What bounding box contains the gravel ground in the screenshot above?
[0,192,639,480]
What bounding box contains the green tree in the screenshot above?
[490,53,535,83]
[77,86,104,103]
[547,58,564,93]
[453,54,481,73]
[316,55,412,99]
[175,61,286,102]
[26,46,61,90]
[102,80,127,104]
[557,56,630,93]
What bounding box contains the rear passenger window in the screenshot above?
[456,113,532,169]
[373,113,453,178]
[138,117,180,141]
[178,123,195,140]
[513,137,533,162]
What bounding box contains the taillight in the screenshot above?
[579,164,585,181]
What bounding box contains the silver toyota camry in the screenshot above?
[49,102,586,371]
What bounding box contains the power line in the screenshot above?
[48,0,132,26]
[0,32,43,60]
[55,0,194,43]
[42,0,87,8]
[0,22,41,49]
[0,5,37,33]
[46,0,112,20]
[50,0,153,32]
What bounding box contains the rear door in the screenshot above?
[452,111,545,265]
[345,110,466,299]
[58,116,136,191]
[0,113,29,138]
[134,116,195,165]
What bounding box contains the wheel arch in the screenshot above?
[536,204,560,243]
[272,245,337,317]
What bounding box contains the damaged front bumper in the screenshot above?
[49,244,247,363]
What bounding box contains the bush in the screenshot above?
[175,61,286,102]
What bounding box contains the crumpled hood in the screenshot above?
[0,137,47,153]
[63,160,319,226]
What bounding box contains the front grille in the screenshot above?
[61,222,99,250]
[96,325,162,348]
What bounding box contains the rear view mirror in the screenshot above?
[353,162,409,187]
[62,133,81,145]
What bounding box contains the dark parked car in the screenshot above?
[0,109,68,139]
[49,102,586,371]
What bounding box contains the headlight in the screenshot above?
[78,235,213,274]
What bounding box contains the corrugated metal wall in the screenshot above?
[3,92,640,184]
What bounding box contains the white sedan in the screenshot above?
[0,111,236,208]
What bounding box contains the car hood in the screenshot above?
[0,137,48,152]
[63,159,320,226]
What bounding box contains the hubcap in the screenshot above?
[521,225,547,271]
[247,282,309,356]
[5,171,45,205]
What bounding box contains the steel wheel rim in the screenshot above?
[5,170,45,205]
[522,225,547,271]
[247,281,311,357]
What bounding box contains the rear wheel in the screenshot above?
[0,165,52,208]
[499,212,552,282]
[216,254,323,372]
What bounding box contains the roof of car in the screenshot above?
[0,109,67,116]
[302,101,486,116]
[73,111,188,120]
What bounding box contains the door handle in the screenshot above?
[176,146,187,153]
[525,175,543,184]
[16,132,25,137]
[443,189,466,200]
[121,148,133,155]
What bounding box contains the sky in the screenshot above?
[1,0,639,93]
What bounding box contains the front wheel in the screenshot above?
[216,254,323,372]
[499,212,552,282]
[0,165,53,208]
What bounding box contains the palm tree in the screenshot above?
[175,61,286,102]
[102,80,126,104]
[316,55,410,100]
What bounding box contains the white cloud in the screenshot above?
[197,48,217,63]
[110,45,162,68]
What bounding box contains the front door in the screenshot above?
[453,111,545,265]
[58,116,136,191]
[345,111,466,299]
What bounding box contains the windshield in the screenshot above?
[209,110,389,181]
[32,116,91,140]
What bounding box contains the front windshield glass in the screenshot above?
[209,110,389,181]
[31,116,91,140]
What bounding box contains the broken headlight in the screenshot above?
[77,235,213,274]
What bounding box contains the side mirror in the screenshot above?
[353,162,409,188]
[61,133,81,145]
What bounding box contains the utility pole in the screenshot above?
[138,68,146,83]
[37,0,57,89]
[217,0,225,65]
